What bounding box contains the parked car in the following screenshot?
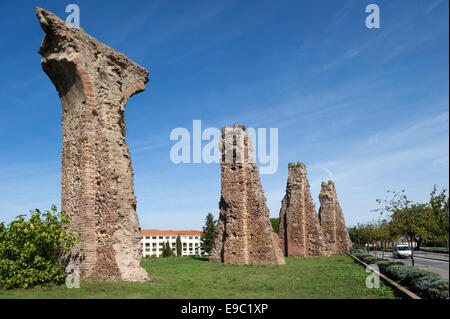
[393,244,412,258]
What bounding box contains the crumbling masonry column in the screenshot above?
[319,181,352,254]
[278,162,328,257]
[210,125,285,265]
[36,7,148,281]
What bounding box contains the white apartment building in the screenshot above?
[141,229,204,257]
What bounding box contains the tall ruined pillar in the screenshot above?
[319,181,352,254]
[278,162,328,257]
[36,8,148,281]
[210,125,285,265]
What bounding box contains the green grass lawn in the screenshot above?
[0,254,400,299]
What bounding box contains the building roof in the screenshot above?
[141,229,203,236]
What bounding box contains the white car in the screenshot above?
[393,244,412,258]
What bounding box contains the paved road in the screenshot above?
[414,251,448,262]
[373,251,449,279]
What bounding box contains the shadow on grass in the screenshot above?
[191,255,209,262]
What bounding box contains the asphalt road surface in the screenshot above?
[373,251,449,279]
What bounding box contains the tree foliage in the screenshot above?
[270,218,280,233]
[348,185,449,267]
[176,234,182,257]
[200,213,217,255]
[162,241,173,258]
[0,206,81,289]
[429,185,449,250]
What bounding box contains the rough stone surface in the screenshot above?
[318,181,352,254]
[210,125,285,265]
[36,7,148,281]
[278,162,328,257]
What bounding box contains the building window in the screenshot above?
[159,236,163,239]
[152,236,156,239]
[172,236,176,239]
[189,236,193,240]
[195,236,199,239]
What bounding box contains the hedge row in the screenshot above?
[352,250,449,299]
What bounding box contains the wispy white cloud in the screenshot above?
[364,111,449,150]
[305,111,449,226]
[423,0,444,16]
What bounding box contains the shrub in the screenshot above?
[0,206,80,289]
[371,260,393,273]
[351,250,448,299]
[385,264,411,283]
[362,256,379,264]
[402,267,431,288]
[415,277,449,299]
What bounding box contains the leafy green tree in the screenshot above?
[429,185,449,250]
[0,206,81,289]
[270,218,280,233]
[361,223,373,253]
[162,241,173,258]
[366,222,378,254]
[200,213,216,255]
[176,234,182,257]
[349,222,373,252]
[377,219,391,259]
[348,226,358,248]
[349,224,362,250]
[375,190,433,266]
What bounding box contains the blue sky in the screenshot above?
[0,0,448,230]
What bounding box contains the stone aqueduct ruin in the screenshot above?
[212,127,352,263]
[278,163,352,258]
[278,162,329,257]
[209,125,285,265]
[37,7,351,276]
[36,8,148,281]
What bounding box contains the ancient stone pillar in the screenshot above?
[319,181,352,254]
[36,7,148,281]
[278,162,328,257]
[210,124,285,265]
